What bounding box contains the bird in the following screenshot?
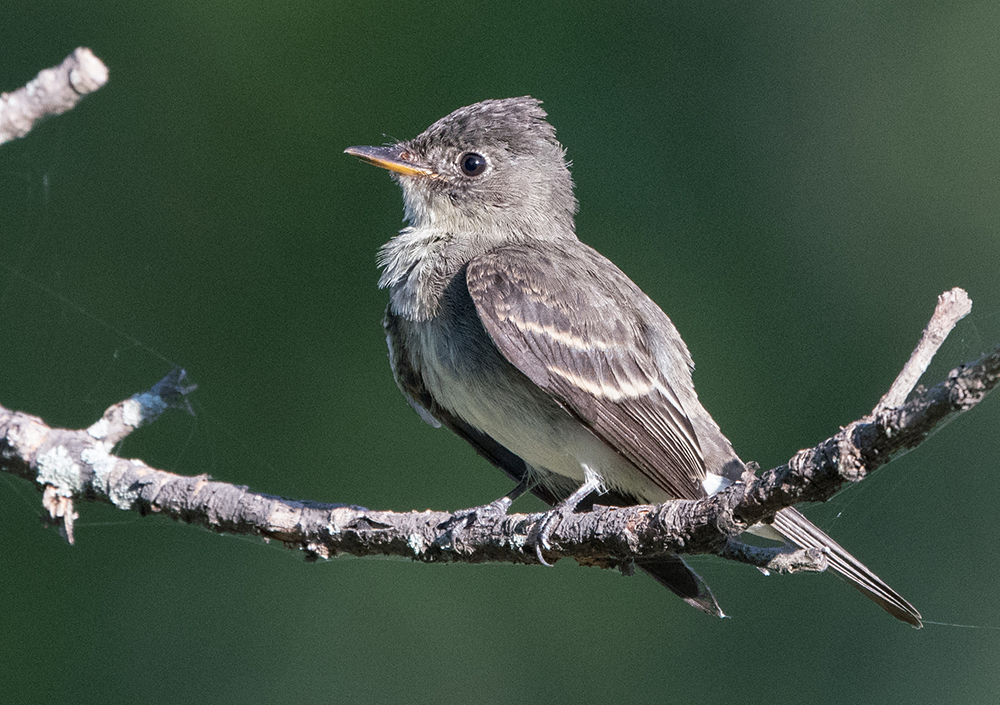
[344,96,921,627]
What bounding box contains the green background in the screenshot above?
[3,2,1000,703]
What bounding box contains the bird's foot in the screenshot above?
[446,496,514,530]
[439,479,531,533]
[434,496,515,553]
[532,505,573,567]
[531,475,603,567]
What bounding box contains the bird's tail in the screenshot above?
[638,555,725,618]
[771,507,922,628]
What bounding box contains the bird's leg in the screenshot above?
[533,474,603,567]
[442,479,533,531]
[478,478,532,517]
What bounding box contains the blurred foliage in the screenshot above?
[2,2,999,703]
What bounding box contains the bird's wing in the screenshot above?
[466,242,708,501]
[385,303,723,616]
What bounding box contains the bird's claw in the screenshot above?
[444,496,513,530]
[532,505,570,567]
[531,475,603,567]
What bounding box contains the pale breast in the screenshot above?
[396,273,664,500]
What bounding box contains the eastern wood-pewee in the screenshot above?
[345,97,921,627]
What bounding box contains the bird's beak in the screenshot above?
[344,145,435,177]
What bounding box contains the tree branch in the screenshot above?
[2,289,996,578]
[0,48,108,146]
[875,287,972,413]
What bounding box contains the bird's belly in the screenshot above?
[414,321,660,499]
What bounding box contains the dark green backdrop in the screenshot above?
[3,2,999,703]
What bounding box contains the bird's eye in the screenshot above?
[460,152,487,176]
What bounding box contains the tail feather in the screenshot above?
[772,507,922,628]
[639,555,725,618]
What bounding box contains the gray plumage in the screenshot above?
[346,97,921,627]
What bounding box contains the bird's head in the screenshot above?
[346,97,578,240]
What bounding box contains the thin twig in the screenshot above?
[875,287,972,414]
[0,47,108,146]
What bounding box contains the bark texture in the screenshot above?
[2,291,995,575]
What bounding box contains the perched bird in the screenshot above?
[345,97,921,627]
